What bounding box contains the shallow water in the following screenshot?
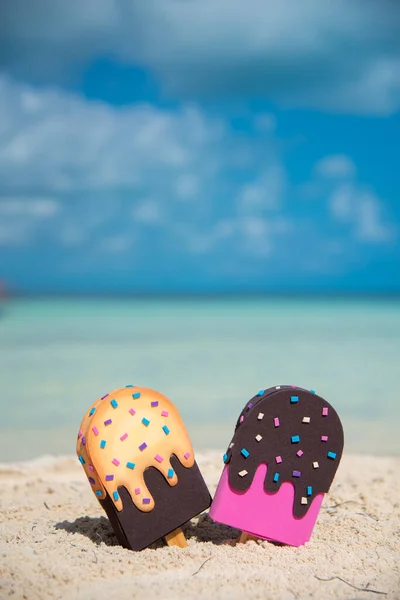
[1,298,399,460]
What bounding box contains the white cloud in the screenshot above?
[0,196,60,245]
[132,199,161,224]
[1,0,400,114]
[315,155,356,179]
[237,164,286,213]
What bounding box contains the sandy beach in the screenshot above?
[0,452,399,600]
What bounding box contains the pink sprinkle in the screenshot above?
[88,465,94,472]
[161,410,169,417]
[184,452,191,460]
[154,454,163,463]
[240,416,244,423]
[129,408,136,416]
[78,429,82,439]
[112,458,120,466]
[92,426,99,436]
[274,417,280,427]
[322,407,329,416]
[135,488,140,495]
[120,433,128,441]
[321,435,328,442]
[275,456,282,464]
[297,450,304,457]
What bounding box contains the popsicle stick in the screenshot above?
[237,532,259,544]
[164,527,188,548]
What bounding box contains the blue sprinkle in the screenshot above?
[113,491,119,501]
[162,425,170,435]
[328,451,337,460]
[78,456,85,465]
[290,396,299,403]
[307,485,313,496]
[100,440,106,449]
[257,390,264,396]
[142,417,150,426]
[133,392,141,399]
[273,473,280,482]
[126,462,135,470]
[310,389,316,394]
[167,469,175,478]
[110,399,118,409]
[291,435,300,443]
[125,384,134,387]
[223,453,228,463]
[241,448,250,458]
[89,407,96,416]
[95,491,102,497]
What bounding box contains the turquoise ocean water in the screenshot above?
[0,298,399,461]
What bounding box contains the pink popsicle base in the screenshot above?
[209,464,324,547]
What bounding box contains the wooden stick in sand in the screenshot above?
[237,532,259,544]
[164,527,188,548]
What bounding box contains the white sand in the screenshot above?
[0,452,399,599]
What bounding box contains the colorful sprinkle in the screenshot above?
[88,477,95,485]
[135,488,140,495]
[125,384,134,387]
[292,470,301,478]
[139,442,147,451]
[95,491,103,497]
[307,485,313,496]
[142,498,151,505]
[257,390,264,396]
[321,435,328,442]
[229,443,234,449]
[132,392,141,399]
[275,456,282,464]
[290,396,299,403]
[162,425,170,435]
[151,401,159,407]
[273,473,280,482]
[313,461,319,469]
[255,434,262,442]
[240,416,244,423]
[104,419,112,426]
[239,469,248,477]
[291,435,300,443]
[310,389,316,394]
[301,497,308,505]
[120,433,128,441]
[88,465,94,472]
[112,458,120,466]
[89,407,96,416]
[110,399,118,409]
[126,462,135,470]
[142,417,150,427]
[184,452,191,459]
[78,429,82,439]
[257,413,264,420]
[167,469,175,478]
[223,453,229,463]
[327,451,337,460]
[276,386,281,389]
[113,491,119,501]
[78,456,85,465]
[129,408,136,416]
[296,450,304,457]
[274,417,280,427]
[81,436,86,446]
[247,403,254,409]
[302,416,311,423]
[100,440,106,449]
[105,474,114,481]
[322,407,329,416]
[92,426,99,436]
[101,394,109,400]
[154,454,163,463]
[241,448,250,458]
[161,410,169,417]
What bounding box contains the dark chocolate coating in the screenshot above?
[100,455,211,550]
[225,387,344,518]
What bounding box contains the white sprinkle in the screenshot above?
[255,434,262,442]
[229,443,234,449]
[276,386,281,389]
[301,497,308,505]
[313,461,319,469]
[257,412,264,420]
[238,470,248,477]
[302,416,311,423]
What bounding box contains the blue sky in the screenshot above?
[0,0,399,293]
